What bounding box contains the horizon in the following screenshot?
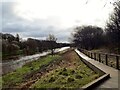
[1,0,116,43]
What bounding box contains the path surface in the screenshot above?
[75,49,120,89]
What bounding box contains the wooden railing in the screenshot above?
[79,48,120,70]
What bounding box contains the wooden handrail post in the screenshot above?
[85,50,86,54]
[99,54,101,62]
[82,49,120,70]
[105,54,108,65]
[89,52,91,57]
[88,52,90,57]
[94,53,96,60]
[87,51,89,56]
[96,53,98,61]
[88,52,89,57]
[116,56,119,70]
[91,53,92,58]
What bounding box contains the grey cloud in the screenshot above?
[2,2,14,18]
[2,2,26,32]
[3,26,25,32]
[1,2,71,42]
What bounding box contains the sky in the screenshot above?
[1,0,117,43]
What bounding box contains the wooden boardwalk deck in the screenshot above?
[75,49,120,89]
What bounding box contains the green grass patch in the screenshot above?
[2,50,101,89]
[31,67,99,88]
[0,77,2,89]
[2,55,60,88]
[31,51,100,89]
[0,52,2,58]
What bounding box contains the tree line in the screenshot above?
[1,33,69,60]
[72,1,120,54]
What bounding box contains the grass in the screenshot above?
[0,52,2,59]
[31,50,100,88]
[2,49,101,89]
[2,55,60,88]
[31,68,99,88]
[0,77,2,89]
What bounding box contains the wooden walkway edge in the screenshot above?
[75,49,120,89]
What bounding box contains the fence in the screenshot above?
[79,49,120,70]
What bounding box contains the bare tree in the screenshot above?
[105,1,120,53]
[47,34,57,55]
[26,38,37,54]
[72,25,103,50]
[16,34,20,42]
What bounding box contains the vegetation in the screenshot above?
[1,33,70,60]
[1,49,100,89]
[31,50,100,88]
[105,1,120,54]
[1,1,120,89]
[2,55,60,88]
[0,77,2,89]
[46,34,57,55]
[72,1,120,54]
[72,26,104,50]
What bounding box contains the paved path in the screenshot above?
[75,49,120,89]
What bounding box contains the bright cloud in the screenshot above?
[13,0,115,28]
[1,0,116,42]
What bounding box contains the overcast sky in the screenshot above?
[1,0,116,43]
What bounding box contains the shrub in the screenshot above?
[59,71,62,75]
[75,75,82,79]
[55,70,58,72]
[70,70,75,74]
[67,77,75,82]
[30,67,34,70]
[62,72,68,76]
[59,71,68,76]
[63,68,67,72]
[49,77,55,82]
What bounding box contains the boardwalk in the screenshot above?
[75,49,120,89]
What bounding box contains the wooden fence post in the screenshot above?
[91,53,92,58]
[105,54,108,65]
[86,51,88,56]
[99,54,101,62]
[88,52,90,56]
[88,52,90,57]
[116,56,119,70]
[82,49,119,70]
[87,51,89,56]
[94,53,96,60]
